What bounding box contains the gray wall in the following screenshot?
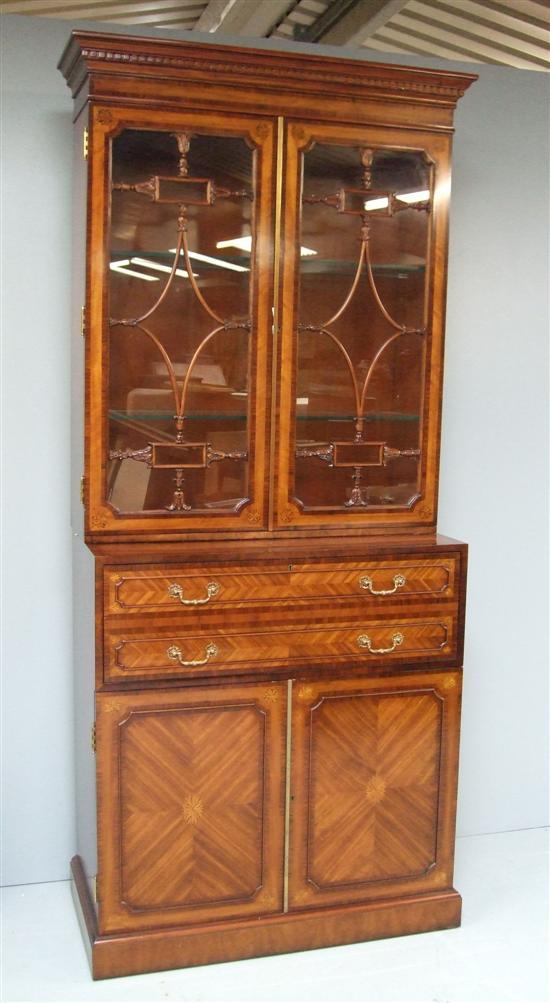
[1,14,548,886]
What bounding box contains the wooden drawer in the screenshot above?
[104,557,458,617]
[104,614,457,682]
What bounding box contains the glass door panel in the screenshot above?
[276,122,437,529]
[100,114,273,530]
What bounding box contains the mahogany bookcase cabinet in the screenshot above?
[59,31,475,980]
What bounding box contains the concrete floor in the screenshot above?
[2,827,548,1003]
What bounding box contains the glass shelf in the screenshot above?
[110,410,247,421]
[109,251,425,276]
[298,413,420,422]
[109,410,419,423]
[110,250,247,272]
[300,259,425,276]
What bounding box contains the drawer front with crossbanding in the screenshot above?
[104,613,457,682]
[104,557,458,619]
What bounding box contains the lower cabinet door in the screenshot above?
[289,671,461,909]
[96,682,286,934]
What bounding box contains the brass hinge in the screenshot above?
[91,722,96,753]
[83,127,89,160]
[80,474,85,507]
[80,305,86,337]
[91,874,98,903]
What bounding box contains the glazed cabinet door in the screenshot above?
[289,671,460,909]
[96,682,286,934]
[275,121,451,533]
[87,105,275,536]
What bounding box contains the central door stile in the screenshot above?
[283,677,293,913]
[268,116,286,531]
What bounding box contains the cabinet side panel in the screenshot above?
[71,109,88,536]
[73,534,97,884]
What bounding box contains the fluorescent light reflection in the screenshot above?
[396,189,430,204]
[169,248,249,273]
[110,260,159,281]
[216,236,253,252]
[364,197,389,211]
[364,190,430,211]
[130,256,196,278]
[216,235,317,257]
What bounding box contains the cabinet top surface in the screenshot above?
[58,29,477,107]
[91,534,467,563]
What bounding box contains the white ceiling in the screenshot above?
[2,0,549,71]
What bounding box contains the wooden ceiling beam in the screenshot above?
[194,0,237,32]
[195,0,296,36]
[318,0,409,45]
[291,0,360,41]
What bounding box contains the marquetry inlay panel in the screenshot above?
[289,673,461,909]
[96,684,286,934]
[307,689,440,887]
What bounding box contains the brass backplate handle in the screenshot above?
[168,581,221,605]
[357,631,404,655]
[359,573,406,596]
[167,642,219,667]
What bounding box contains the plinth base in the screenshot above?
[71,856,462,981]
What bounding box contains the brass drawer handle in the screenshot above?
[359,573,406,596]
[167,581,220,606]
[167,642,219,667]
[357,631,404,655]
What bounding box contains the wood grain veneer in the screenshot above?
[96,683,286,933]
[290,670,461,909]
[103,615,458,683]
[71,854,461,980]
[104,556,458,615]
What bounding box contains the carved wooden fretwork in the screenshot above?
[297,147,426,508]
[109,131,253,512]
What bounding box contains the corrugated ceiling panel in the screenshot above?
[2,0,548,69]
[362,0,550,71]
[0,0,207,20]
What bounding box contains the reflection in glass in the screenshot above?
[107,129,254,515]
[294,143,431,511]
